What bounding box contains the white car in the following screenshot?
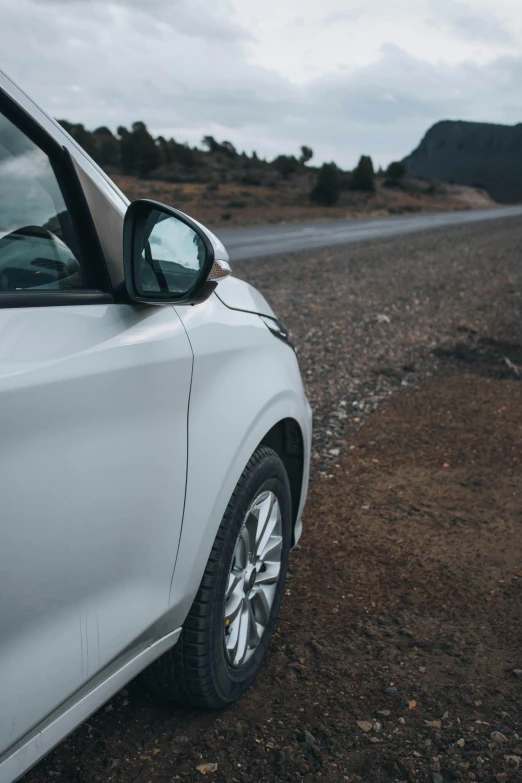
[0,70,312,783]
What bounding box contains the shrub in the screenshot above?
[202,135,220,153]
[92,126,120,168]
[117,121,160,177]
[272,155,299,179]
[221,140,238,157]
[299,145,314,164]
[241,174,262,186]
[351,155,375,192]
[309,163,341,206]
[385,161,406,181]
[227,199,248,208]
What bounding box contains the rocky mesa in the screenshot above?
[403,119,522,203]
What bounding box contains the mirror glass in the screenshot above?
[138,209,207,296]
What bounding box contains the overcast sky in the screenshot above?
[2,0,522,168]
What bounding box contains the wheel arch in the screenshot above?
[259,417,304,543]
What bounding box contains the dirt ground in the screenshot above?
[26,218,522,783]
[111,174,494,229]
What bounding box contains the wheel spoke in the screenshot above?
[226,570,244,601]
[225,586,244,624]
[246,599,260,649]
[250,585,272,627]
[233,601,251,666]
[255,560,281,585]
[255,495,279,559]
[258,533,283,564]
[236,527,250,569]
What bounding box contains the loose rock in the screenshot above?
[196,763,218,774]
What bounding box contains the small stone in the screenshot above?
[196,763,218,774]
[384,686,398,696]
[432,774,443,783]
[495,774,508,783]
[457,738,465,747]
[373,721,382,732]
[172,735,189,745]
[512,669,522,679]
[376,313,391,324]
[408,700,417,710]
[398,717,406,725]
[491,731,508,743]
[357,721,373,733]
[329,448,340,456]
[377,709,391,717]
[361,504,371,510]
[425,720,442,729]
[302,730,316,746]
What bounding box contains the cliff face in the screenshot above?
[402,120,522,203]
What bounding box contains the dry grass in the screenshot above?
[111,174,495,229]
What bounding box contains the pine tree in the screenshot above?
[351,155,375,192]
[310,163,341,206]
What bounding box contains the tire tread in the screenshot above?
[143,446,288,708]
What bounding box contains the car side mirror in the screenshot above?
[123,199,231,305]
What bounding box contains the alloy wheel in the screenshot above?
[223,490,283,667]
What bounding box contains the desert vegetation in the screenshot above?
[59,119,495,226]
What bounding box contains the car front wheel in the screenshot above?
[144,445,292,708]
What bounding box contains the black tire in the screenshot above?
[144,445,292,708]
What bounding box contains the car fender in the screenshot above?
[168,294,312,626]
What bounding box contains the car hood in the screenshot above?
[214,277,277,319]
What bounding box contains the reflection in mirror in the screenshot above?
[139,211,207,296]
[0,112,84,290]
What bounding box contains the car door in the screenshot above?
[0,100,193,754]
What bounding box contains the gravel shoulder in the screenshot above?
[25,217,522,783]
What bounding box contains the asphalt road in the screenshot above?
[217,205,522,261]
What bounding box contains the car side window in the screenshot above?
[0,111,85,291]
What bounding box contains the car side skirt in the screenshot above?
[0,628,181,783]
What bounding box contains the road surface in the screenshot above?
[217,205,522,261]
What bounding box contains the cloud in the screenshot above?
[2,0,522,169]
[29,0,249,42]
[322,8,363,25]
[429,0,515,46]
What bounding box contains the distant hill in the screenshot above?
[402,120,522,203]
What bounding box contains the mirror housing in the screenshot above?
[123,199,231,305]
